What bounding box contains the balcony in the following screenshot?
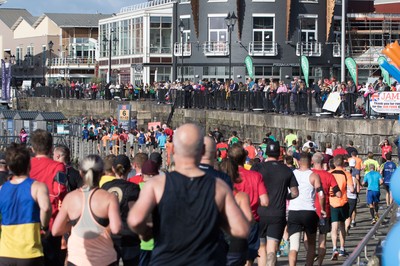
[296,42,322,57]
[203,41,229,56]
[173,42,192,57]
[51,57,96,67]
[248,41,278,56]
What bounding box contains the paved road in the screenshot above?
[258,187,394,266]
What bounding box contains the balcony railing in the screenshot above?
[248,41,278,56]
[296,42,322,57]
[203,41,229,56]
[174,42,192,57]
[51,57,96,66]
[333,43,341,57]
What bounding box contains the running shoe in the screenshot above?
[331,248,339,261]
[371,218,376,225]
[276,250,281,258]
[351,221,356,228]
[339,249,349,257]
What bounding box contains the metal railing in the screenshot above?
[203,41,229,56]
[173,42,192,57]
[51,57,96,66]
[21,87,398,118]
[343,203,395,266]
[249,41,278,56]
[296,42,322,57]
[119,0,175,14]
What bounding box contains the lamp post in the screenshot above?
[179,19,185,82]
[298,17,302,81]
[225,12,237,82]
[48,40,54,86]
[103,29,118,84]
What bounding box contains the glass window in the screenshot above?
[208,16,228,42]
[150,16,172,54]
[252,16,275,51]
[180,17,191,42]
[299,16,318,42]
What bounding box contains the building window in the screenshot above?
[208,16,227,42]
[252,0,275,2]
[16,47,23,66]
[180,16,191,43]
[299,0,318,3]
[150,66,171,82]
[179,0,190,3]
[150,16,172,54]
[27,46,34,66]
[120,19,130,56]
[133,17,143,54]
[208,0,228,2]
[253,15,275,44]
[300,15,318,42]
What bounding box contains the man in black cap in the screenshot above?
[0,153,9,186]
[251,141,299,266]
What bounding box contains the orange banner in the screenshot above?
[326,0,336,42]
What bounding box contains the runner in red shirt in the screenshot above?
[216,138,229,161]
[312,152,342,266]
[229,144,269,265]
[29,129,67,266]
[332,144,348,157]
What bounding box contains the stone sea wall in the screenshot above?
[26,98,400,156]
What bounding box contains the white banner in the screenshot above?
[322,92,341,112]
[370,92,400,114]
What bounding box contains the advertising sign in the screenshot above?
[148,122,161,130]
[301,55,309,88]
[370,92,400,113]
[117,104,131,130]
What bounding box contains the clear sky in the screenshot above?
[1,0,144,15]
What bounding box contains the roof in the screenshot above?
[42,13,112,28]
[0,8,32,28]
[16,111,39,120]
[0,110,17,119]
[39,112,66,121]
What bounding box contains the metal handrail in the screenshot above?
[343,202,395,266]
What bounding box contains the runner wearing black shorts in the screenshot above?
[251,141,299,266]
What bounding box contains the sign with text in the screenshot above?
[370,92,400,113]
[117,104,131,130]
[148,122,161,130]
[322,92,341,112]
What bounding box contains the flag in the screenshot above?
[245,56,254,79]
[345,57,358,85]
[301,55,309,87]
[378,56,391,86]
[1,59,5,101]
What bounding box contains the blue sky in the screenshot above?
[1,0,144,15]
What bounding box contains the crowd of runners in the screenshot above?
[0,125,396,266]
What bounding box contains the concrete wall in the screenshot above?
[26,97,400,155]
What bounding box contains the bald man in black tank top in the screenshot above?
[128,123,249,265]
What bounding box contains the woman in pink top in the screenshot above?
[379,138,393,163]
[52,155,121,266]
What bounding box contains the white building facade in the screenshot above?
[98,0,175,86]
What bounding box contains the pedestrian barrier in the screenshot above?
[342,202,395,266]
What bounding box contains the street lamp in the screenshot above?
[103,29,118,84]
[179,19,185,82]
[225,12,237,82]
[48,40,54,86]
